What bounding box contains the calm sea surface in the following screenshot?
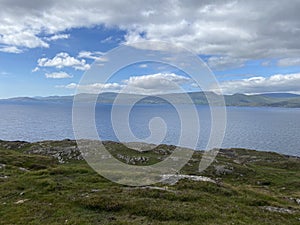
[0,102,299,156]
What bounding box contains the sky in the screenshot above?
[1,0,300,98]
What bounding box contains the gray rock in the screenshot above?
[19,167,29,172]
[161,174,216,185]
[214,165,233,175]
[0,163,6,169]
[124,186,176,193]
[25,141,83,163]
[261,206,295,214]
[116,154,149,164]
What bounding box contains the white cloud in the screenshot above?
[214,73,300,94]
[59,73,192,95]
[32,67,39,72]
[100,36,113,43]
[60,82,123,93]
[77,51,107,62]
[44,34,70,41]
[0,31,48,49]
[277,58,300,67]
[0,46,23,53]
[139,64,148,68]
[38,52,90,70]
[207,56,246,71]
[123,73,191,94]
[45,71,72,79]
[1,0,300,67]
[56,83,78,89]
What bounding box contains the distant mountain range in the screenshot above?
[1,92,300,108]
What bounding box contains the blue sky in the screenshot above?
[1,1,300,98]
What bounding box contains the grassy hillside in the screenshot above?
[0,140,300,224]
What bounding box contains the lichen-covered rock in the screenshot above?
[161,174,216,185]
[214,165,233,175]
[261,206,295,214]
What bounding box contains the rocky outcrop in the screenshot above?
[0,139,82,163]
[116,154,149,165]
[26,141,82,163]
[161,174,216,185]
[214,165,233,175]
[0,140,30,150]
[261,206,295,214]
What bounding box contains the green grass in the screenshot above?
[0,141,300,224]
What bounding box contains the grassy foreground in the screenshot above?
[0,140,299,224]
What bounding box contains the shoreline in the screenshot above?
[1,138,299,159]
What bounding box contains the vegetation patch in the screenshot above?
[0,140,300,224]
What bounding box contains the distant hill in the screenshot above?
[1,92,300,108]
[258,93,300,98]
[5,97,40,102]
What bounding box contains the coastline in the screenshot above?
[1,139,300,159]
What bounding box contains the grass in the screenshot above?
[0,141,299,224]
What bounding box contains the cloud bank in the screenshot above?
[58,71,300,95]
[60,73,193,95]
[1,0,300,66]
[216,73,300,94]
[37,52,90,71]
